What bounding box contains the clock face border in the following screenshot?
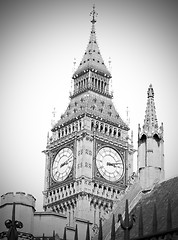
[52,147,74,182]
[96,147,124,182]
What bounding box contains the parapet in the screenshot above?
[1,192,36,210]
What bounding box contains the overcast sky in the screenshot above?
[0,0,177,211]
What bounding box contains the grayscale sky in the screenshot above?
[0,0,177,211]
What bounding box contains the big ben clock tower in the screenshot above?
[43,6,134,235]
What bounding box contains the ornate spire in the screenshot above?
[72,6,111,79]
[143,84,158,130]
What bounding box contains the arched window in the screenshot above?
[68,125,71,133]
[113,128,117,137]
[100,124,103,132]
[95,79,97,88]
[109,127,112,135]
[118,131,121,138]
[91,121,94,131]
[79,121,82,130]
[92,78,94,88]
[105,125,108,134]
[101,81,104,92]
[98,80,101,90]
[104,82,107,92]
[96,121,99,131]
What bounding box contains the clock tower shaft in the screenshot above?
[43,6,135,237]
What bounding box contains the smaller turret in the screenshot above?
[0,192,36,234]
[137,84,164,191]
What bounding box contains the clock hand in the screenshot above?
[60,156,73,168]
[60,161,68,168]
[107,162,121,167]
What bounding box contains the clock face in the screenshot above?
[96,147,124,182]
[52,148,73,182]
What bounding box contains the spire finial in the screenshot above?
[52,107,56,118]
[147,83,154,98]
[51,107,56,127]
[90,4,98,24]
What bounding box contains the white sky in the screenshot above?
[0,0,177,211]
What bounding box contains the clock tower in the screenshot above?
[43,6,134,236]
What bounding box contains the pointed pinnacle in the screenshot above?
[167,199,172,231]
[12,202,16,225]
[152,202,158,234]
[111,214,115,240]
[85,221,90,240]
[125,199,129,226]
[138,205,143,237]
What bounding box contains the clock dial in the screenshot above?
[96,147,124,181]
[52,148,73,182]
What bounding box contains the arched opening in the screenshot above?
[153,133,160,146]
[96,122,99,131]
[104,82,107,92]
[113,128,117,137]
[118,131,121,138]
[92,78,94,88]
[98,80,101,90]
[101,81,104,92]
[100,124,103,132]
[91,121,94,131]
[104,125,108,134]
[109,127,112,136]
[139,134,147,146]
[68,126,71,133]
[79,121,82,130]
[95,79,97,88]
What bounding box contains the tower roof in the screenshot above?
[53,91,128,130]
[143,84,158,130]
[72,6,111,79]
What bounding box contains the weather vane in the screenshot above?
[90,4,98,24]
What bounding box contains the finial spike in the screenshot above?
[167,199,172,231]
[126,107,130,126]
[138,205,143,237]
[52,107,56,118]
[98,218,103,240]
[63,226,67,240]
[73,58,76,72]
[147,83,154,98]
[51,107,56,127]
[74,224,78,240]
[90,4,98,24]
[152,202,158,234]
[111,214,115,240]
[12,202,16,225]
[85,221,90,240]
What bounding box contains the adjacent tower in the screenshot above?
[137,84,164,191]
[42,6,134,237]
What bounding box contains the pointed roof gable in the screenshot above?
[73,6,111,79]
[143,84,158,130]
